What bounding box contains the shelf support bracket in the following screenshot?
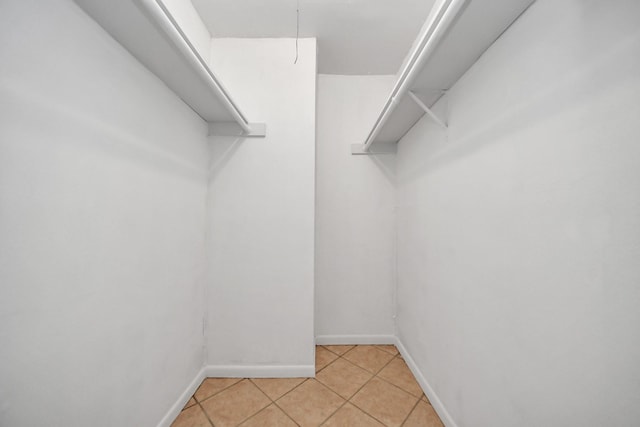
[208,122,266,137]
[408,91,447,129]
[350,142,397,155]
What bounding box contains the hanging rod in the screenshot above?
[136,0,253,134]
[359,0,468,152]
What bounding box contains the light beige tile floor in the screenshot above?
[172,345,444,427]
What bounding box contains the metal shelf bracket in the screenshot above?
[350,142,397,155]
[408,91,447,129]
[208,122,266,137]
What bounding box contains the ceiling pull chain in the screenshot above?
[294,0,299,64]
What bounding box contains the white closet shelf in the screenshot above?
[74,0,265,137]
[352,0,535,155]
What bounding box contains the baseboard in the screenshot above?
[315,334,396,345]
[157,337,457,427]
[156,367,206,427]
[394,337,458,427]
[204,364,315,378]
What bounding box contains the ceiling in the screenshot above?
[190,0,436,75]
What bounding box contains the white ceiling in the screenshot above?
[190,0,436,75]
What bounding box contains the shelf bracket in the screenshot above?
[408,91,447,129]
[208,122,266,137]
[351,142,397,155]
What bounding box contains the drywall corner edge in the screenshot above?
[394,337,458,427]
[156,367,207,427]
[315,335,397,345]
[204,365,315,378]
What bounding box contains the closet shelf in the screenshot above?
[352,0,535,155]
[74,0,265,137]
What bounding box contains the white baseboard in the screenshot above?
[156,367,206,427]
[204,364,315,378]
[158,337,457,427]
[315,334,396,345]
[394,337,458,427]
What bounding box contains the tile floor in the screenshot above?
[172,345,444,427]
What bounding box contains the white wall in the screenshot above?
[206,39,317,372]
[0,1,209,426]
[396,1,640,426]
[315,75,397,342]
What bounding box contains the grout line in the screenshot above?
[374,373,423,399]
[320,344,355,357]
[246,378,301,426]
[315,361,362,425]
[344,375,387,427]
[195,400,216,427]
[317,345,378,425]
[269,377,314,425]
[194,378,242,404]
[247,378,272,402]
[344,346,420,426]
[318,401,347,426]
[315,353,340,374]
[247,378,277,405]
[399,394,423,426]
[182,398,197,410]
[378,345,401,356]
[313,379,349,425]
[341,345,398,376]
[320,345,401,426]
[345,350,402,425]
[273,377,311,403]
[236,399,285,427]
[272,400,302,426]
[375,364,424,399]
[272,401,302,427]
[190,345,433,427]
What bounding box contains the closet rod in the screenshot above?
[361,0,468,152]
[136,0,252,133]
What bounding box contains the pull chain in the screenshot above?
[294,0,299,64]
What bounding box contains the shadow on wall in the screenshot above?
[207,135,244,182]
[398,30,640,186]
[2,81,208,184]
[366,153,397,185]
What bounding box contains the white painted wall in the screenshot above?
[395,1,640,426]
[206,39,317,372]
[315,75,397,342]
[0,1,208,426]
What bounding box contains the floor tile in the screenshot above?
[315,346,338,372]
[323,403,384,427]
[350,377,418,427]
[240,404,297,427]
[323,345,354,355]
[377,345,399,356]
[194,378,241,402]
[171,405,211,427]
[183,397,196,410]
[173,346,444,427]
[404,400,444,427]
[276,379,345,427]
[377,358,423,397]
[200,379,270,427]
[342,345,394,374]
[315,357,372,399]
[251,377,305,401]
